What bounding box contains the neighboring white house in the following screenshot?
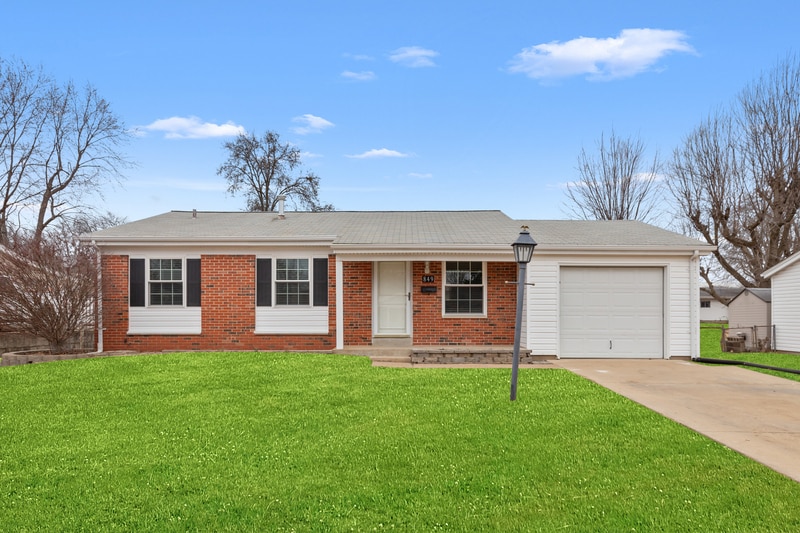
[763,254,800,352]
[699,286,740,322]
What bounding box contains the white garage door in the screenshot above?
[560,267,664,358]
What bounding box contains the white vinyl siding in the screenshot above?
[524,254,697,359]
[128,307,201,335]
[668,260,692,357]
[728,292,770,329]
[700,300,729,322]
[524,260,559,354]
[255,307,328,334]
[772,266,800,352]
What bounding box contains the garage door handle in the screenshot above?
[609,340,612,350]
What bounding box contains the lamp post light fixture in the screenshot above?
[510,226,537,401]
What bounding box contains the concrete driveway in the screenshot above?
[553,358,800,483]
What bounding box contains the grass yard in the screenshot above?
[700,323,800,381]
[2,352,800,531]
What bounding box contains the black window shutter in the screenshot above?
[186,259,201,307]
[129,258,145,307]
[313,257,328,307]
[256,258,272,307]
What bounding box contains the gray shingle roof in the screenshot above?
[83,210,712,251]
[700,286,742,302]
[730,287,772,304]
[521,219,710,248]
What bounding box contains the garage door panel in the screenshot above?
[560,267,664,359]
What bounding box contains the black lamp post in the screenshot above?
[510,226,537,401]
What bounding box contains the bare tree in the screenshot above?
[565,130,662,222]
[0,233,97,353]
[0,57,130,246]
[0,59,48,245]
[669,54,800,290]
[218,130,333,212]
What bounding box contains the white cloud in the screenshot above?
[389,46,439,68]
[343,53,374,61]
[508,28,695,81]
[138,116,246,139]
[292,114,335,135]
[408,172,433,179]
[341,70,377,81]
[346,148,411,159]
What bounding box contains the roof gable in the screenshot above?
[729,287,772,305]
[763,252,800,279]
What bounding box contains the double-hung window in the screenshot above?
[256,257,328,307]
[129,258,201,307]
[275,258,310,305]
[149,259,183,305]
[444,261,485,315]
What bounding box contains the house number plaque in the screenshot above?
[421,275,435,283]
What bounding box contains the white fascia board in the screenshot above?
[533,245,715,256]
[763,252,800,279]
[87,236,337,248]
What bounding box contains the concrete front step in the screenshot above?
[336,345,551,366]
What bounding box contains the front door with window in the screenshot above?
[375,262,409,336]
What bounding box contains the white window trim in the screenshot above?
[441,260,487,318]
[148,258,185,307]
[274,257,311,307]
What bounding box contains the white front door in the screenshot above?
[375,262,409,336]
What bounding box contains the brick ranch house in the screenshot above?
[82,209,713,359]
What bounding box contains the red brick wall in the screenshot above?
[101,254,336,352]
[342,262,372,345]
[101,255,130,350]
[201,255,255,349]
[411,261,517,345]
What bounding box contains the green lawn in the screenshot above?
[2,352,800,531]
[700,323,800,381]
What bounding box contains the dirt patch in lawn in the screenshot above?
[1,349,138,367]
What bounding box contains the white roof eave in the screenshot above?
[763,252,800,279]
[83,236,338,247]
[525,244,716,255]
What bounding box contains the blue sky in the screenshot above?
[3,1,799,223]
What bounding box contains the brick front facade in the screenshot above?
[411,261,517,345]
[99,255,518,352]
[101,254,337,352]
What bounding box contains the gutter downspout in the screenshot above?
[690,250,699,360]
[336,257,343,350]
